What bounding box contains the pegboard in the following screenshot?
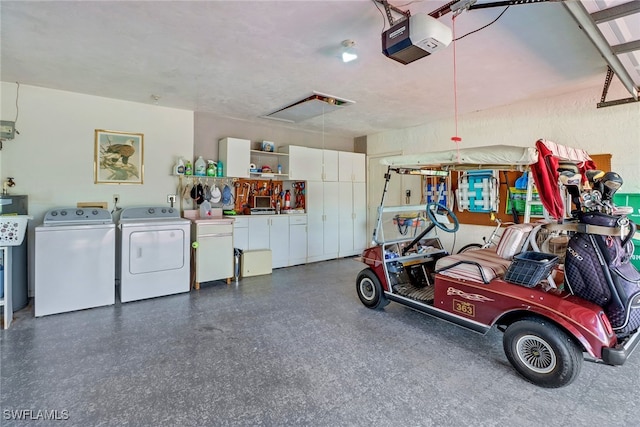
[234,178,284,213]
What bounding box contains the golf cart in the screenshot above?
[356,144,640,388]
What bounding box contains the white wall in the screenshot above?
[366,83,640,251]
[1,83,194,216]
[1,82,194,293]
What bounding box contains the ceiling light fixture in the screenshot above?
[341,40,358,63]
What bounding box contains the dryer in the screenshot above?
[35,208,115,317]
[118,206,191,302]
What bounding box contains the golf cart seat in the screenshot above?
[436,223,534,284]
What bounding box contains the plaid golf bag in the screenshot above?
[564,212,640,337]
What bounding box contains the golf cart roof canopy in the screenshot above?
[380,145,539,171]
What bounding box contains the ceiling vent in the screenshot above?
[262,91,355,123]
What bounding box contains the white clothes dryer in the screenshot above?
[118,206,191,302]
[35,208,115,317]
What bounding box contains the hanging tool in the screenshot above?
[503,171,520,223]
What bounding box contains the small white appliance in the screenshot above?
[118,206,190,302]
[35,208,115,317]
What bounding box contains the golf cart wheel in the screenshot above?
[503,318,582,388]
[356,269,389,309]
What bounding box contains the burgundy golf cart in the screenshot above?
[356,144,640,388]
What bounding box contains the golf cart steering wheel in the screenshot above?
[426,202,459,233]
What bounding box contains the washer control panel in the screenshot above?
[43,208,113,225]
[119,206,180,221]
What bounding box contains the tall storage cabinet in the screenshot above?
[338,152,367,257]
[338,181,367,257]
[307,181,340,263]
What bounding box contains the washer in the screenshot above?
[35,208,115,317]
[118,206,190,302]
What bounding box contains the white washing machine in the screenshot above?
[35,208,115,317]
[118,206,191,302]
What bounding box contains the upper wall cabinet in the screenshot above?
[322,150,339,182]
[281,146,340,182]
[338,151,365,182]
[219,137,251,178]
[280,146,322,181]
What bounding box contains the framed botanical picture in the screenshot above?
[94,129,144,184]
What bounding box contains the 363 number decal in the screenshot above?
[453,299,475,317]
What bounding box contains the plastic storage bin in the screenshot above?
[504,251,559,288]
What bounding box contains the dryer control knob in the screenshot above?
[92,210,98,215]
[148,208,155,214]
[61,211,67,216]
[76,209,84,216]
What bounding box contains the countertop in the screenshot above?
[188,217,235,225]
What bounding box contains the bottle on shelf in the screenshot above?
[206,160,217,177]
[185,160,193,176]
[174,158,185,175]
[277,164,282,174]
[194,156,206,176]
[217,161,224,177]
[284,190,291,210]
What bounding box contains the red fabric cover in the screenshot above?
[530,139,596,220]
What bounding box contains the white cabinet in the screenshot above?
[269,216,289,268]
[232,217,249,250]
[281,145,322,181]
[322,149,339,181]
[219,137,251,178]
[338,181,368,257]
[248,216,270,250]
[1,247,12,329]
[192,221,234,288]
[338,151,366,182]
[248,215,289,268]
[307,181,340,263]
[281,146,339,182]
[289,215,307,266]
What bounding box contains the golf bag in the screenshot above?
[564,212,640,337]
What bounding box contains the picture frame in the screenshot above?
[94,129,144,184]
[261,140,275,152]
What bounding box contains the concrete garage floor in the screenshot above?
[1,258,639,426]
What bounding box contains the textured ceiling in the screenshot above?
[0,0,616,138]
